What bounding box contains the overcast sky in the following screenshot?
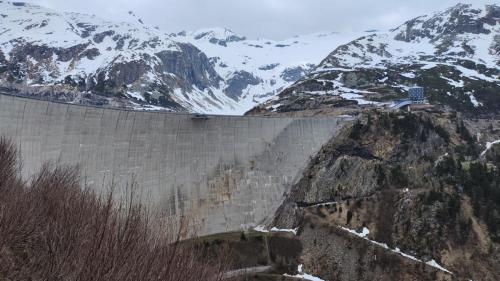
[29,0,492,40]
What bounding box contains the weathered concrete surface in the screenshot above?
[0,94,349,235]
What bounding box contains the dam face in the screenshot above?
[0,94,349,235]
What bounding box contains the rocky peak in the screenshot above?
[127,10,144,25]
[0,0,363,115]
[393,3,499,42]
[0,1,240,113]
[190,28,246,46]
[260,3,500,116]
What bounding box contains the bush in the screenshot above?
[346,210,353,224]
[423,190,444,205]
[375,164,386,187]
[0,138,228,281]
[454,159,500,241]
[390,165,409,187]
[240,232,247,241]
[433,124,451,143]
[391,113,419,141]
[456,121,474,144]
[349,120,365,140]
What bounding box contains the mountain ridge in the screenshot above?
[0,1,361,114]
[252,3,500,115]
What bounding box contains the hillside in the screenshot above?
[252,3,500,115]
[269,110,500,280]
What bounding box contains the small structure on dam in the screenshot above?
[0,94,351,235]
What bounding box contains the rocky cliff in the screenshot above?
[0,1,238,113]
[270,110,500,280]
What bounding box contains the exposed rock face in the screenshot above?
[192,28,246,47]
[246,93,357,115]
[155,43,222,91]
[224,71,262,100]
[174,29,366,114]
[280,65,314,82]
[0,1,237,113]
[259,63,280,71]
[272,111,500,281]
[0,3,362,114]
[394,4,498,42]
[298,216,451,281]
[92,30,115,44]
[254,4,500,115]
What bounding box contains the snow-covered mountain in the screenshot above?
[173,28,364,112]
[254,3,500,115]
[0,1,242,113]
[0,1,361,114]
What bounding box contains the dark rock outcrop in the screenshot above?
[272,111,500,281]
[280,65,313,82]
[155,43,222,91]
[224,71,262,100]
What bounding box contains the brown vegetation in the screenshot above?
[0,138,228,281]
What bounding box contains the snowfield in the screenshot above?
[175,28,367,114]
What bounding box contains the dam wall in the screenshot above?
[0,94,350,235]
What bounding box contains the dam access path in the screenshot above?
[0,94,352,235]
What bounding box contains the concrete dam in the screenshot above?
[0,94,350,235]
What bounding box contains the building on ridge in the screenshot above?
[408,87,425,104]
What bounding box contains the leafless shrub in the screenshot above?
[0,137,19,189]
[0,138,230,281]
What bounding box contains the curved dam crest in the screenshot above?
[0,94,350,235]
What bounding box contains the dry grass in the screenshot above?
[0,138,229,281]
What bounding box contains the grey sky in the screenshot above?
[29,0,493,40]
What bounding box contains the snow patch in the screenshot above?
[401,72,416,79]
[466,92,481,107]
[338,226,453,275]
[284,264,325,281]
[441,76,465,88]
[127,91,145,101]
[308,201,338,208]
[481,140,500,157]
[253,225,268,233]
[254,226,299,235]
[340,226,371,238]
[340,92,380,105]
[426,260,453,274]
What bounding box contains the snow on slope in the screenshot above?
[0,1,244,114]
[0,1,362,115]
[0,2,179,81]
[318,3,499,71]
[173,28,366,113]
[255,3,500,114]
